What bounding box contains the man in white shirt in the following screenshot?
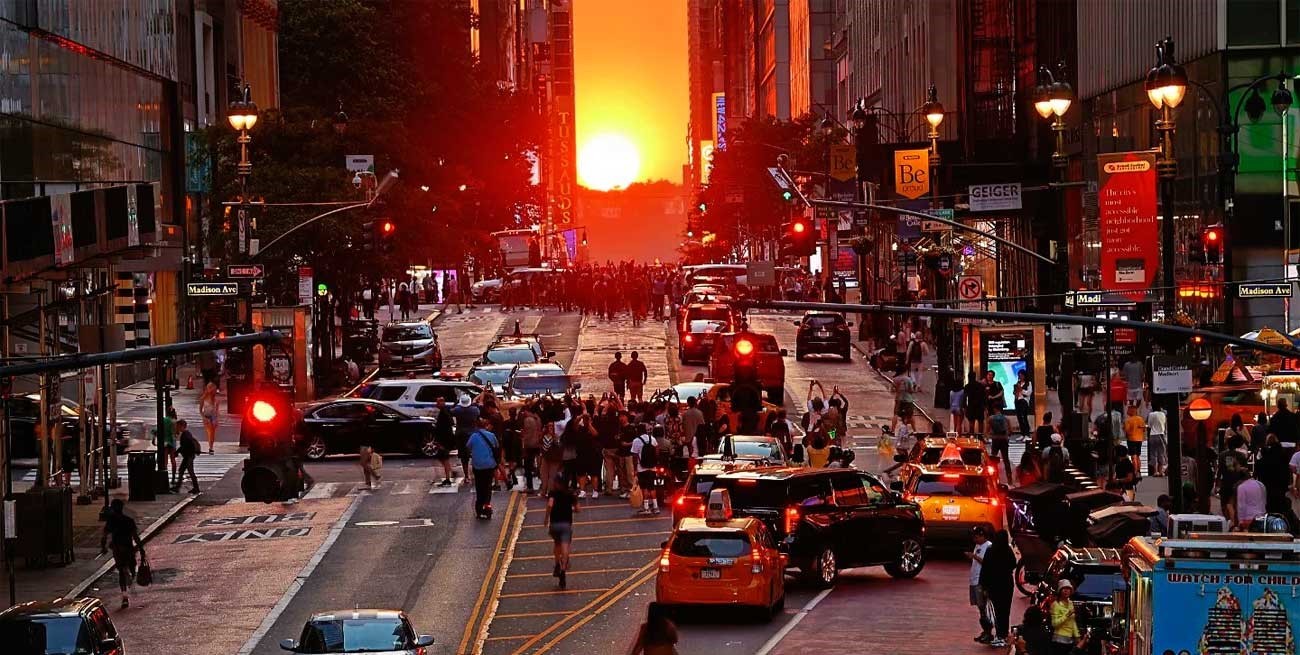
[630,426,661,515]
[967,527,993,644]
[1146,407,1168,477]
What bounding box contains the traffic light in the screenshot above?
[377,219,396,254]
[361,220,376,252]
[240,389,308,503]
[698,201,708,213]
[781,189,795,202]
[782,217,816,257]
[1202,224,1223,264]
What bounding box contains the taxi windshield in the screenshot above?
[511,375,570,395]
[298,618,410,653]
[670,532,752,558]
[731,440,781,460]
[914,473,993,497]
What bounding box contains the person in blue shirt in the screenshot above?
[466,417,500,517]
[453,395,482,485]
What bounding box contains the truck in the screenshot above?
[1118,533,1298,655]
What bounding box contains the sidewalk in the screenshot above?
[4,487,196,606]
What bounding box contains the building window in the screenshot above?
[1228,0,1281,46]
[1289,0,1300,43]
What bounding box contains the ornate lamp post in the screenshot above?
[1034,65,1073,172]
[920,84,954,405]
[227,83,260,256]
[1145,36,1189,512]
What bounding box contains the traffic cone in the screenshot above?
[186,374,194,390]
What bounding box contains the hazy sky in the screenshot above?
[572,0,688,185]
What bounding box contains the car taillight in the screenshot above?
[784,506,800,534]
[675,495,685,507]
[986,465,996,475]
[684,335,693,343]
[659,551,671,571]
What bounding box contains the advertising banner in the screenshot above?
[50,194,73,265]
[980,329,1034,409]
[894,149,930,199]
[1097,151,1158,299]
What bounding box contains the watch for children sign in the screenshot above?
[1097,151,1159,299]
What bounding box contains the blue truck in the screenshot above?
[1120,534,1299,655]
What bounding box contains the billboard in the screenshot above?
[979,328,1034,410]
[1097,151,1158,299]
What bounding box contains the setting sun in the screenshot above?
[578,133,641,191]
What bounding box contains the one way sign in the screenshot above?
[227,264,265,278]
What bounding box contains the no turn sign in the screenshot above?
[957,275,983,301]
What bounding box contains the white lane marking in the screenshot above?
[355,520,400,527]
[429,483,461,494]
[302,481,342,500]
[238,494,364,655]
[753,587,834,655]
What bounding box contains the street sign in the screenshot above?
[1151,355,1193,394]
[227,264,265,278]
[747,261,775,287]
[345,154,375,172]
[936,252,954,277]
[815,206,838,219]
[298,266,314,304]
[968,183,1022,212]
[894,149,929,199]
[957,275,983,301]
[1237,282,1293,298]
[830,144,856,181]
[921,208,953,232]
[1114,327,1137,345]
[1050,324,1084,345]
[187,282,239,296]
[767,167,793,194]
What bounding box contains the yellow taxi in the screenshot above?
[907,435,991,469]
[656,489,787,620]
[894,442,1005,547]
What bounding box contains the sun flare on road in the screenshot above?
[578,133,641,191]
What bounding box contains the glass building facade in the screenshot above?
[0,0,179,201]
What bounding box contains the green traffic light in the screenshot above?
[782,190,794,201]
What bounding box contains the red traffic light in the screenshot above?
[381,221,395,235]
[734,338,755,357]
[1205,229,1219,242]
[250,399,278,423]
[792,221,807,234]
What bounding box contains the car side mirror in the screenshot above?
[415,635,435,647]
[279,639,300,652]
[779,349,788,357]
[889,480,903,492]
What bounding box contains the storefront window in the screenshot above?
[1228,0,1281,47]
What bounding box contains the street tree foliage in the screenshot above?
[198,0,543,303]
[692,114,846,258]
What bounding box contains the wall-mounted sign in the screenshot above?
[713,92,727,150]
[345,155,374,172]
[968,183,1022,212]
[921,208,953,232]
[1151,355,1193,394]
[1237,282,1292,298]
[894,149,930,199]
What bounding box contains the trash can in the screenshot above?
[127,450,157,502]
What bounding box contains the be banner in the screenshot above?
[1097,151,1158,299]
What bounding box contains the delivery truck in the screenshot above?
[1119,533,1298,655]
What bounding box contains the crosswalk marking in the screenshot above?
[21,453,244,485]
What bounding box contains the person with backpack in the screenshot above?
[1041,433,1070,484]
[172,420,201,494]
[467,417,501,518]
[631,423,662,515]
[100,499,146,609]
[987,407,1013,484]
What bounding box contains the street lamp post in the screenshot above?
[920,85,953,404]
[227,83,260,257]
[1145,36,1189,513]
[1033,64,1075,419]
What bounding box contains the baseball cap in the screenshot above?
[1050,433,1063,444]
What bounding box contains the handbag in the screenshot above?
[135,555,153,587]
[628,485,644,508]
[370,452,384,473]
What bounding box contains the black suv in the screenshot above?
[793,312,853,361]
[710,467,926,587]
[0,596,125,654]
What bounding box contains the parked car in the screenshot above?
[793,311,853,361]
[279,609,434,654]
[297,399,437,460]
[467,363,515,394]
[0,596,124,655]
[476,342,539,366]
[378,322,442,373]
[710,467,926,587]
[5,394,128,460]
[350,378,482,418]
[490,333,553,361]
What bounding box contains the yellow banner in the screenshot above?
[830,144,856,182]
[894,148,930,199]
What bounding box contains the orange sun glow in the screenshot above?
[578,133,641,191]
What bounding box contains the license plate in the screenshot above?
[700,568,721,579]
[817,330,830,337]
[941,504,961,520]
[402,356,414,362]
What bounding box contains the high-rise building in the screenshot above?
[788,0,835,119]
[755,0,792,119]
[687,0,724,189]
